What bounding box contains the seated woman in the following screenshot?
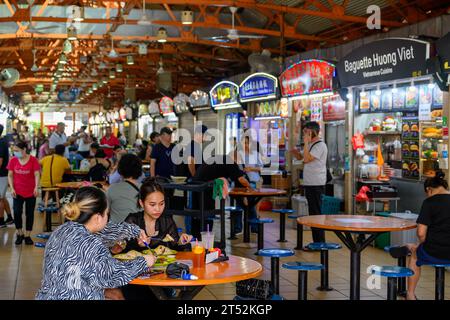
[395,172,450,300]
[116,177,193,300]
[36,186,155,300]
[88,148,112,181]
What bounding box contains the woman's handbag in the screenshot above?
[235,278,273,300]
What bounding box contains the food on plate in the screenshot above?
[153,245,177,256]
[431,109,442,118]
[113,250,144,260]
[153,255,177,267]
[162,234,175,242]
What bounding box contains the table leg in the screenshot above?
[277,213,287,243]
[334,231,379,300]
[219,199,226,250]
[149,286,204,300]
[271,257,280,295]
[243,204,250,243]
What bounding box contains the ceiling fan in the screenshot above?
[30,48,50,72]
[202,7,266,42]
[24,2,58,34]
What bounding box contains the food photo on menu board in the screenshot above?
[381,88,392,111]
[359,91,370,113]
[370,91,381,112]
[432,86,443,108]
[419,85,432,106]
[392,87,406,110]
[405,87,419,109]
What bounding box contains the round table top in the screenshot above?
[297,215,417,233]
[55,181,105,189]
[64,170,88,175]
[130,252,263,286]
[229,187,287,197]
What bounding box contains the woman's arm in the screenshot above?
[8,170,15,197]
[34,170,40,197]
[97,222,141,248]
[417,224,428,244]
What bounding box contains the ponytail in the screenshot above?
[424,171,448,192]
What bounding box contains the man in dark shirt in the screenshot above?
[150,127,175,178]
[186,125,208,178]
[0,125,13,227]
[190,154,250,239]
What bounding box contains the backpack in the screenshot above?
[87,159,110,181]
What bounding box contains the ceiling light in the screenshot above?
[102,77,108,84]
[67,25,77,41]
[126,55,134,65]
[137,0,152,25]
[63,39,72,54]
[375,85,381,96]
[93,83,98,91]
[72,6,85,22]
[346,92,352,99]
[57,63,64,71]
[157,65,164,75]
[157,27,167,43]
[428,80,435,89]
[116,63,123,72]
[109,70,115,79]
[181,7,194,25]
[59,54,67,64]
[360,88,366,97]
[408,80,416,91]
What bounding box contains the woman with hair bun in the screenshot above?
[390,171,450,300]
[36,186,156,300]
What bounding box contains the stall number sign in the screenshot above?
[280,60,335,97]
[337,38,430,87]
[239,73,277,102]
[210,81,239,108]
[252,100,288,118]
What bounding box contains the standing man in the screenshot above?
[0,124,13,227]
[150,127,175,178]
[291,121,328,244]
[49,122,76,158]
[100,126,120,159]
[76,126,92,158]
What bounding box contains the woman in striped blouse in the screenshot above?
[36,186,155,300]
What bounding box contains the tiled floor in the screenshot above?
[0,207,449,300]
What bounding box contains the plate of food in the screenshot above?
[152,245,177,256]
[113,250,147,261]
[153,255,177,269]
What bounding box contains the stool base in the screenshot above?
[316,286,334,292]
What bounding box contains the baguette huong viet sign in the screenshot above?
[280,59,335,97]
[436,32,450,74]
[336,38,430,87]
[239,72,278,103]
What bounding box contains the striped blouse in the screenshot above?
[36,221,148,300]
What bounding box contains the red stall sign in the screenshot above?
[323,94,346,121]
[280,59,335,97]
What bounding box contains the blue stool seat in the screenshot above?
[282,261,323,271]
[233,296,256,300]
[424,263,450,267]
[258,248,295,258]
[371,266,414,278]
[225,206,243,212]
[270,294,284,300]
[306,242,342,251]
[249,218,274,224]
[35,242,46,248]
[272,209,294,214]
[36,233,51,240]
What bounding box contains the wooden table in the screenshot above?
[64,170,89,175]
[130,251,263,299]
[55,181,105,189]
[297,214,417,300]
[229,188,287,243]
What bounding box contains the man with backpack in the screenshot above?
[291,121,328,244]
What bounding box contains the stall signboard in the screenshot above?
[148,100,161,118]
[323,95,346,121]
[436,32,450,74]
[173,93,190,114]
[159,97,174,115]
[57,88,79,102]
[336,38,430,87]
[249,99,288,118]
[210,81,240,109]
[239,73,278,103]
[138,103,148,117]
[189,90,210,111]
[280,59,335,97]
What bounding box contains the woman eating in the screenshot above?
[7,141,40,245]
[36,186,155,300]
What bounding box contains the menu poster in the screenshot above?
[405,87,419,109]
[310,98,322,122]
[419,101,432,121]
[370,91,381,112]
[432,86,443,108]
[419,85,432,106]
[381,89,392,111]
[323,95,346,121]
[359,91,370,113]
[392,87,406,110]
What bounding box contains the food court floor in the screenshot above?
[0,204,449,300]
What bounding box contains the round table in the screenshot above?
[130,252,263,299]
[64,170,89,175]
[55,181,105,189]
[229,188,287,243]
[297,214,417,300]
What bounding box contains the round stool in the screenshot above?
[282,261,324,300]
[249,218,274,255]
[384,245,409,297]
[42,187,61,232]
[258,248,295,295]
[422,263,450,300]
[271,209,294,242]
[225,206,243,240]
[371,266,414,300]
[306,242,342,291]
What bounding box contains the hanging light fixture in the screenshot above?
[116,63,123,72]
[137,0,152,25]
[63,39,72,54]
[392,82,398,93]
[59,54,67,64]
[57,63,64,71]
[67,25,77,41]
[360,88,366,97]
[157,27,168,43]
[72,5,85,22]
[126,55,134,65]
[375,85,381,96]
[408,80,416,91]
[102,77,108,84]
[181,7,194,25]
[109,70,115,79]
[93,83,98,91]
[428,79,435,89]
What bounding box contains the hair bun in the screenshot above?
[61,202,81,221]
[436,171,446,180]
